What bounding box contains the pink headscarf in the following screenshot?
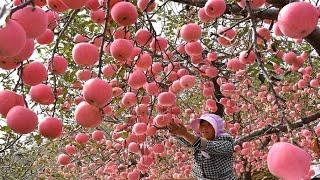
[190,113,227,138]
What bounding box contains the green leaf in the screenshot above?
[269,55,281,65]
[265,62,273,70]
[33,134,43,145]
[247,66,259,77]
[115,107,125,117]
[1,126,12,133]
[120,131,129,139]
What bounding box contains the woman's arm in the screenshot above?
[174,135,192,147]
[167,122,198,145]
[180,130,199,145]
[167,122,234,154]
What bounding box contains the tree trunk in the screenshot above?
[242,171,252,180]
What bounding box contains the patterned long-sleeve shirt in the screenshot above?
[176,134,236,180]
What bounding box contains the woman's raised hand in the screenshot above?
[167,122,188,137]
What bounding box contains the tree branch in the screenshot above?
[0,135,22,154]
[305,27,320,55]
[97,0,111,78]
[9,0,34,17]
[235,111,320,145]
[50,9,79,117]
[167,0,320,55]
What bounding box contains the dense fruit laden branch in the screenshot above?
[50,9,79,117]
[1,0,319,179]
[235,111,320,145]
[168,0,320,55]
[246,0,294,138]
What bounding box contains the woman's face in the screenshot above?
[199,120,215,140]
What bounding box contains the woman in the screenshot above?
[167,113,236,180]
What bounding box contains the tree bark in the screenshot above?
[305,27,320,55]
[243,171,252,180]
